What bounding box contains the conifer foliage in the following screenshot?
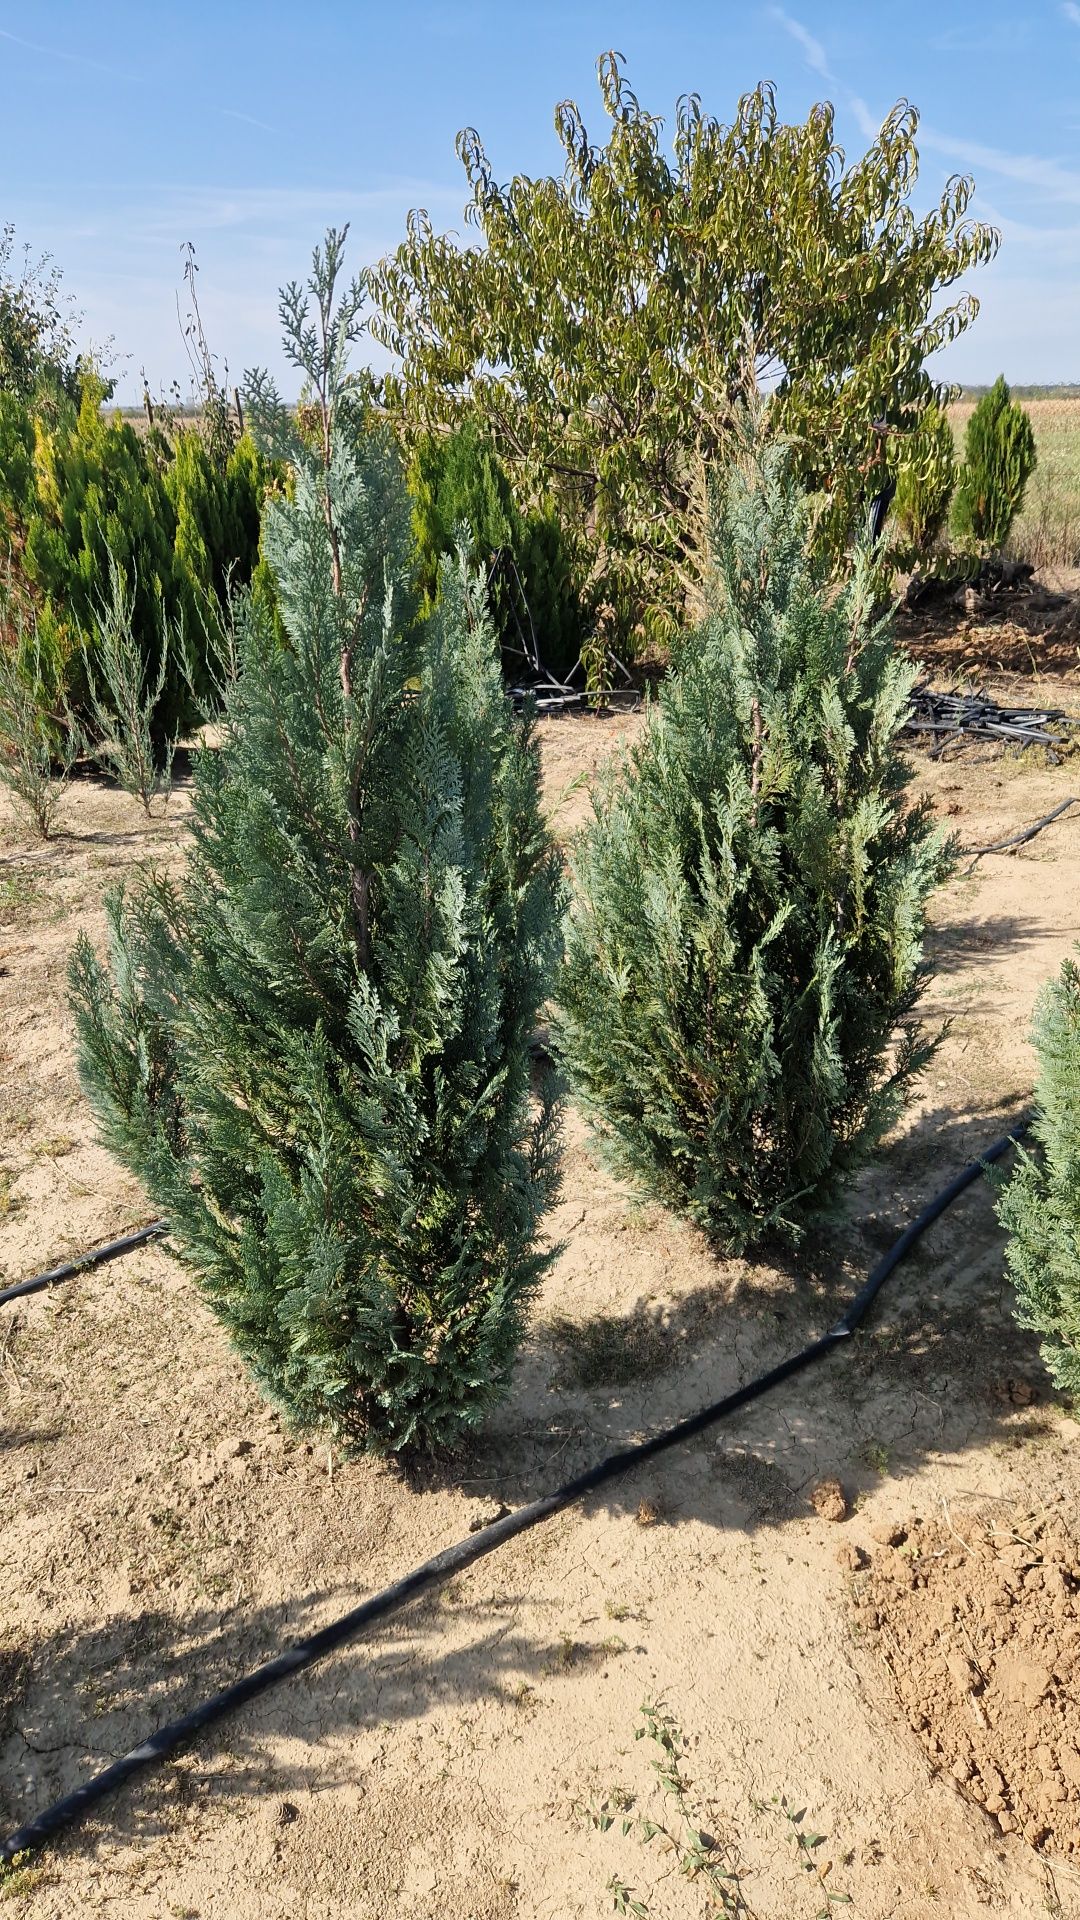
[891,404,955,560]
[951,375,1036,552]
[556,436,950,1251]
[997,958,1080,1396]
[408,419,584,679]
[68,232,564,1454]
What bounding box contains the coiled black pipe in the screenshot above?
[0,1120,1027,1867]
[0,1222,168,1308]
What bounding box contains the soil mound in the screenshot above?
[854,1505,1080,1858]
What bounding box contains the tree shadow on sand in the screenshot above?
[928,904,1070,962]
[0,1095,1064,1874]
[425,1092,1057,1530]
[0,1583,620,1857]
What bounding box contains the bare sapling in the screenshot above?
[83,551,178,815]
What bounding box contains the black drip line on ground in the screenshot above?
[0,1118,1029,1867]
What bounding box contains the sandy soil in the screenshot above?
[3,629,1080,1918]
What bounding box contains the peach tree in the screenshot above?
[369,54,998,645]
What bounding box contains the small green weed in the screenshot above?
[752,1793,852,1916]
[578,1699,755,1916]
[552,1632,577,1673]
[502,1679,536,1710]
[576,1784,636,1833]
[608,1877,649,1917]
[606,1600,632,1622]
[27,1135,76,1161]
[0,1167,24,1220]
[860,1440,891,1476]
[583,1701,854,1918]
[0,1853,43,1901]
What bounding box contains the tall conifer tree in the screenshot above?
[69,232,563,1453]
[556,431,950,1251]
[951,376,1036,552]
[997,958,1080,1395]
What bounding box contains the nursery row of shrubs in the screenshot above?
[0,364,593,819]
[0,49,1070,1456]
[0,372,267,737]
[0,53,1042,769]
[57,232,1026,1461]
[0,362,1039,845]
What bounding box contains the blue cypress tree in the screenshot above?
[68,232,564,1453]
[556,433,951,1251]
[997,960,1080,1396]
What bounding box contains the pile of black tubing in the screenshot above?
[0,1119,1027,1867]
[904,685,1078,752]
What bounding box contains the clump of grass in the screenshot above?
[605,1599,647,1623]
[0,1856,44,1903]
[0,871,44,925]
[502,1679,536,1710]
[0,1166,24,1219]
[859,1439,891,1476]
[27,1134,76,1161]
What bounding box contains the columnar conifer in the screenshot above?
[997,959,1080,1395]
[69,232,563,1453]
[556,433,950,1251]
[951,376,1036,552]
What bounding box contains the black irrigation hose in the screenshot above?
[0,1118,1028,1869]
[962,797,1078,873]
[0,1222,168,1308]
[0,1046,559,1313]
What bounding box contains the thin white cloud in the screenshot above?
[0,24,137,81]
[919,129,1080,204]
[26,181,465,251]
[11,175,468,402]
[772,7,1080,206]
[769,8,883,139]
[930,22,1032,51]
[218,108,280,137]
[980,214,1080,255]
[768,7,830,80]
[847,94,881,140]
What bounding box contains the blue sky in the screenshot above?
[3,1,1078,402]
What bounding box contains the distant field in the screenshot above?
[947,396,1080,570]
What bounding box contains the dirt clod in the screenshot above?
[869,1520,907,1547]
[467,1500,511,1532]
[810,1477,848,1522]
